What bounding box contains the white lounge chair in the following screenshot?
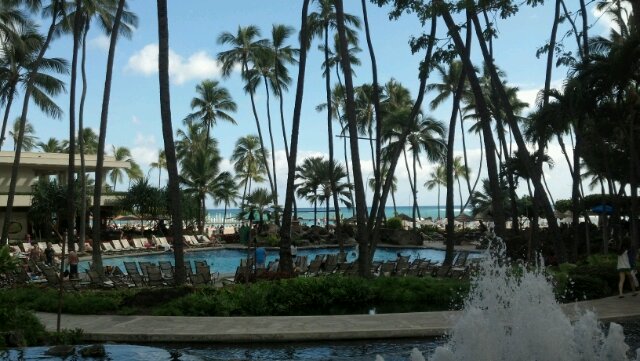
[102,242,115,253]
[132,238,146,250]
[119,239,133,252]
[51,243,63,256]
[111,240,124,252]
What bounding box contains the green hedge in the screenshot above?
[1,276,469,317]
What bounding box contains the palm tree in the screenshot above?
[270,24,298,160]
[231,135,268,209]
[217,26,275,198]
[211,171,238,228]
[424,164,446,220]
[91,0,128,273]
[9,117,37,151]
[149,149,166,188]
[156,0,185,284]
[452,156,470,215]
[1,0,63,246]
[184,79,237,142]
[317,159,353,246]
[279,0,311,275]
[108,145,139,191]
[295,156,324,226]
[175,118,207,160]
[0,21,67,151]
[37,137,62,152]
[180,141,221,234]
[386,110,446,229]
[309,0,360,243]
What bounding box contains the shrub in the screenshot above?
[385,217,403,230]
[0,306,47,347]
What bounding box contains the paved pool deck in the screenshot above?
[36,294,640,343]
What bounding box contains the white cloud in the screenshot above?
[515,79,564,114]
[131,115,140,125]
[125,44,225,85]
[89,35,110,51]
[130,133,158,168]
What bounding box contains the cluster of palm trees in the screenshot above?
[2,0,637,283]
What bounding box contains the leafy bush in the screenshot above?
[385,217,403,230]
[0,245,19,274]
[563,274,611,301]
[0,306,47,347]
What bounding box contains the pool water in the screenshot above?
[79,246,481,275]
[4,319,639,361]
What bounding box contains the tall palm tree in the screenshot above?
[231,135,267,209]
[369,162,397,217]
[9,117,37,151]
[452,156,470,214]
[317,159,353,248]
[156,0,185,284]
[1,0,64,246]
[270,24,297,160]
[91,0,127,273]
[149,149,166,188]
[0,21,67,151]
[425,164,446,220]
[217,26,275,198]
[54,0,137,252]
[309,0,360,244]
[184,79,237,142]
[279,0,311,275]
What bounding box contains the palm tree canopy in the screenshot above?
[184,79,237,138]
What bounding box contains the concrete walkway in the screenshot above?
[36,295,640,343]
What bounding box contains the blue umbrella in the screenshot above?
[591,204,614,215]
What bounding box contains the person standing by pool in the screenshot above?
[68,251,79,280]
[44,243,55,266]
[616,244,637,297]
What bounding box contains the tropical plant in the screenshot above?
[210,171,238,228]
[295,156,324,226]
[184,79,237,142]
[1,0,64,246]
[108,145,141,192]
[231,135,268,208]
[149,149,166,188]
[37,137,63,152]
[9,117,37,151]
[217,25,275,198]
[424,164,446,220]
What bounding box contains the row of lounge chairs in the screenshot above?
[99,234,222,255]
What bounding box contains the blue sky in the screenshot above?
[11,1,618,208]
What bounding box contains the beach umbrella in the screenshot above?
[114,215,140,221]
[591,204,614,215]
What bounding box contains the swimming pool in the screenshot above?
[79,246,481,275]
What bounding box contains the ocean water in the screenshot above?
[207,206,464,226]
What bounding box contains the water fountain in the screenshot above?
[384,241,640,361]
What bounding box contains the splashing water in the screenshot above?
[381,240,640,361]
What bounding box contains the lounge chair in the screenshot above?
[41,266,78,291]
[21,242,33,254]
[101,242,115,253]
[38,242,47,251]
[159,261,175,282]
[119,239,133,252]
[86,270,115,288]
[132,238,146,250]
[196,264,217,285]
[111,240,124,252]
[145,264,166,287]
[51,243,63,256]
[306,255,324,276]
[323,254,339,273]
[379,261,396,277]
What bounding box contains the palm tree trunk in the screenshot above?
[335,0,371,277]
[157,0,185,284]
[369,15,437,263]
[78,18,90,253]
[445,37,467,265]
[246,63,275,197]
[402,148,415,210]
[262,75,279,225]
[279,0,310,275]
[67,0,83,251]
[360,0,383,210]
[0,83,16,151]
[92,0,125,274]
[412,150,418,230]
[1,0,59,246]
